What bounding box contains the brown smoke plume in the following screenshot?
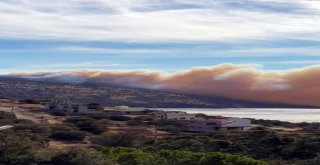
[8,64,320,106]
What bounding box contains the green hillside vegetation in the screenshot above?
[0,130,266,165]
[102,147,266,165]
[1,111,320,164]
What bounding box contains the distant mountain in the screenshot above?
[0,78,316,108]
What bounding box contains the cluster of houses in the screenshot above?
[150,110,251,132]
[43,100,251,132]
[44,100,95,114]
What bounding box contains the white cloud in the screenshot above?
[24,62,121,68]
[55,46,179,54]
[0,0,320,42]
[261,60,320,65]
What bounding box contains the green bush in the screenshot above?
[108,116,131,121]
[22,99,40,104]
[50,131,86,141]
[92,133,138,147]
[75,120,106,134]
[49,111,67,116]
[0,111,16,119]
[0,131,47,165]
[102,147,267,165]
[103,147,155,165]
[87,102,102,110]
[127,119,143,126]
[49,147,114,165]
[64,117,106,134]
[13,124,51,135]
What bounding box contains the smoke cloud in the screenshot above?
[6,64,320,106]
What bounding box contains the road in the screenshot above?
[0,107,40,123]
[0,125,14,130]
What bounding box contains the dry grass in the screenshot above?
[0,99,43,109]
[48,138,91,149]
[18,104,44,109]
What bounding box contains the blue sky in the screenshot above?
[1,0,320,73]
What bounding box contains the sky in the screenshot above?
[1,0,320,73]
[1,0,320,106]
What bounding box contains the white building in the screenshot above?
[150,111,196,121]
[44,102,72,111]
[44,101,94,114]
[164,111,196,120]
[74,105,92,114]
[150,111,165,120]
[149,110,251,132]
[187,117,251,132]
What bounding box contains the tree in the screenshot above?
[102,147,267,165]
[49,147,114,165]
[103,147,155,165]
[0,131,46,165]
[65,117,106,134]
[50,131,86,141]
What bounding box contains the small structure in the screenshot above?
[73,105,94,114]
[150,110,165,120]
[150,111,196,121]
[149,110,251,132]
[187,117,251,132]
[44,100,95,114]
[44,100,72,111]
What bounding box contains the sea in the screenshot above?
[161,108,320,123]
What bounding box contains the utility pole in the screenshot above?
[153,104,158,142]
[11,103,14,114]
[154,124,158,142]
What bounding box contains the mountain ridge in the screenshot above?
[0,78,317,108]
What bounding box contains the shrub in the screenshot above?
[88,113,110,120]
[103,147,155,165]
[0,131,47,164]
[92,127,151,148]
[0,111,16,119]
[64,116,91,123]
[49,111,67,116]
[108,116,131,121]
[102,147,267,165]
[87,103,101,110]
[13,124,51,135]
[50,147,114,165]
[127,119,143,126]
[92,133,136,147]
[75,120,106,134]
[64,117,106,134]
[22,99,40,104]
[50,131,86,141]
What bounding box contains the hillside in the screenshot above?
[0,78,314,108]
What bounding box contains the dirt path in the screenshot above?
[0,125,14,130]
[0,107,40,123]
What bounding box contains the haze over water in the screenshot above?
[162,108,320,123]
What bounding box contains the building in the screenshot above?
[73,105,95,114]
[187,117,251,132]
[149,110,251,132]
[44,101,72,111]
[165,111,197,120]
[44,101,94,114]
[149,110,196,121]
[150,110,165,120]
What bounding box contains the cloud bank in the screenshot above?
[8,64,320,107]
[1,0,320,41]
